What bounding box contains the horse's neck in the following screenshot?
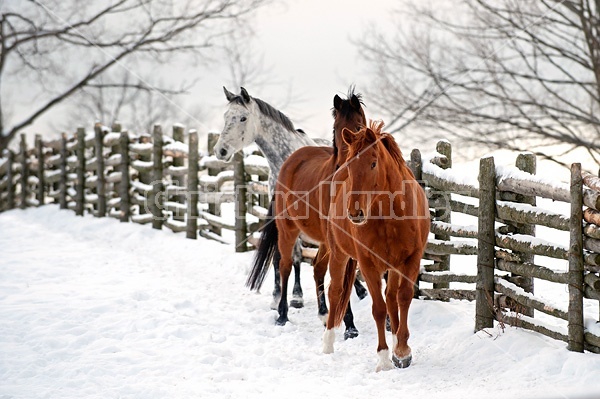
[254,118,315,191]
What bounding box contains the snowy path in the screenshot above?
[1,206,599,399]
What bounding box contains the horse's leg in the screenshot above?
[290,239,304,309]
[392,255,420,369]
[276,228,299,326]
[313,245,329,325]
[353,274,368,300]
[323,249,350,354]
[385,271,400,340]
[343,300,359,340]
[361,263,394,372]
[383,271,392,332]
[343,259,359,340]
[271,248,282,310]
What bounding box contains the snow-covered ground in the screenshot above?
[1,206,600,399]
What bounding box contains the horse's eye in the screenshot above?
[371,161,377,169]
[240,116,247,122]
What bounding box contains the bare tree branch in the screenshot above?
[0,0,268,151]
[357,0,600,167]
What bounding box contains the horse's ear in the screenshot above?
[223,86,236,102]
[341,127,355,146]
[350,94,361,110]
[240,87,251,103]
[333,94,342,111]
[365,127,378,143]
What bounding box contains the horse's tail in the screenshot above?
[246,198,278,291]
[334,258,358,327]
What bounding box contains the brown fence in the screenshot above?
[0,124,270,251]
[1,129,599,353]
[410,141,600,354]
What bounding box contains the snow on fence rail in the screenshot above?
[410,142,600,354]
[0,124,270,253]
[1,128,599,354]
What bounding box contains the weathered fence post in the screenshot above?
[433,140,452,288]
[568,162,584,352]
[119,130,131,222]
[111,122,122,154]
[138,133,152,214]
[75,128,85,216]
[410,148,423,298]
[187,130,199,239]
[172,124,185,222]
[94,123,106,217]
[207,132,222,236]
[19,134,28,209]
[35,134,44,207]
[59,133,68,209]
[234,151,248,252]
[475,155,496,331]
[6,150,15,210]
[513,152,536,317]
[151,125,164,229]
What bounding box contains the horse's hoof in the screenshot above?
[290,296,304,309]
[275,316,288,326]
[344,327,359,340]
[392,353,412,369]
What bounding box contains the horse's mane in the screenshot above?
[349,120,406,169]
[229,95,300,134]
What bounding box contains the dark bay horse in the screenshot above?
[323,122,429,371]
[247,90,366,339]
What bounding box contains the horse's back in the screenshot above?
[277,146,334,189]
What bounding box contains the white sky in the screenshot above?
[189,0,399,139]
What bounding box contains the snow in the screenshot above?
[102,132,121,146]
[504,233,569,253]
[164,141,188,155]
[245,154,269,169]
[422,157,479,191]
[2,206,600,398]
[496,278,567,315]
[496,163,570,191]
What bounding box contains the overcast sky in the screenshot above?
[188,0,398,139]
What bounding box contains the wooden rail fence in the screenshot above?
[1,128,599,353]
[0,124,270,251]
[410,141,600,354]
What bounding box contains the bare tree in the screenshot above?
[358,0,600,166]
[0,0,267,151]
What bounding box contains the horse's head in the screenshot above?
[341,121,400,225]
[332,87,366,165]
[215,86,261,162]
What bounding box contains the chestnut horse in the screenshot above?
[247,90,366,339]
[323,122,429,371]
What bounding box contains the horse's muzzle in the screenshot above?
[215,145,233,162]
[348,209,366,225]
